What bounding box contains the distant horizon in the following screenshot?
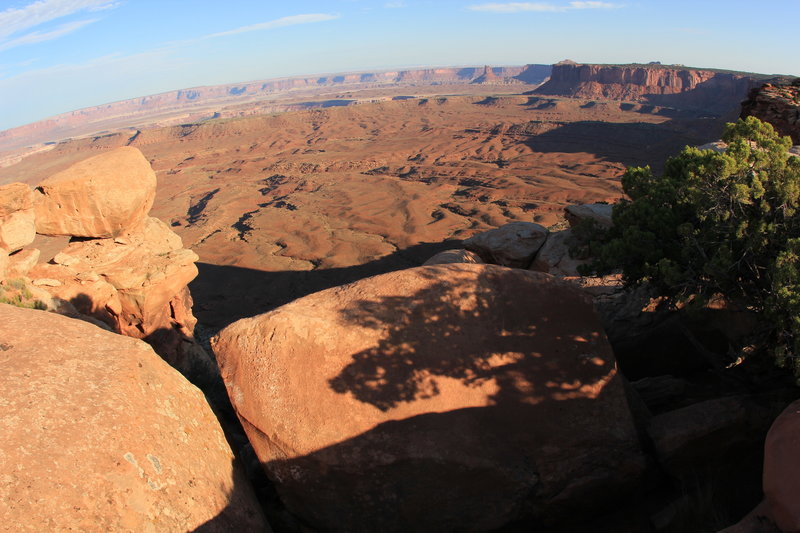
[2,58,794,134]
[1,0,798,131]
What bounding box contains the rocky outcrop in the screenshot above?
[8,147,212,383]
[535,61,758,114]
[0,304,269,532]
[423,248,483,265]
[27,216,210,379]
[565,203,613,229]
[34,147,156,238]
[0,182,35,252]
[212,263,644,532]
[5,247,38,277]
[741,80,800,143]
[463,221,548,268]
[529,229,586,276]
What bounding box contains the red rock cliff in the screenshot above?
[740,79,800,144]
[535,62,759,115]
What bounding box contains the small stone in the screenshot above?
[32,278,62,287]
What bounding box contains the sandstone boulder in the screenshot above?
[0,182,36,252]
[764,400,800,532]
[0,182,34,217]
[529,229,586,276]
[212,263,644,532]
[0,304,269,532]
[5,248,40,277]
[34,146,156,238]
[696,140,728,153]
[0,249,7,280]
[26,217,210,382]
[463,222,548,268]
[423,248,484,265]
[564,203,613,229]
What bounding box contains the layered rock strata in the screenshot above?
[741,80,800,144]
[535,61,758,114]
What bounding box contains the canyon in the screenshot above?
[2,63,799,532]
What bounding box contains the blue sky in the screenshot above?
[0,0,797,131]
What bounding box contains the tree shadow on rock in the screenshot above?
[245,266,648,531]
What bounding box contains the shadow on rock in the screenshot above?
[212,264,648,532]
[190,240,462,330]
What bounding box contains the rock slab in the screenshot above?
[212,263,644,532]
[0,304,268,532]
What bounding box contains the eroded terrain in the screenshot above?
[0,89,726,327]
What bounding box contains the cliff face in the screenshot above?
[741,80,800,143]
[0,64,550,152]
[535,62,759,115]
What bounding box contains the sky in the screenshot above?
[0,0,797,131]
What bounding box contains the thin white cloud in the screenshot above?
[468,1,620,13]
[385,1,407,8]
[205,13,340,39]
[0,18,98,52]
[0,0,117,39]
[568,1,617,8]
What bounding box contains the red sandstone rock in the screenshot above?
[5,247,39,277]
[764,399,800,532]
[0,182,34,217]
[423,248,484,265]
[529,229,586,276]
[212,263,644,532]
[0,249,7,280]
[0,304,269,532]
[564,203,613,229]
[0,210,35,252]
[463,221,548,268]
[0,182,35,252]
[536,62,756,114]
[27,217,206,378]
[34,146,156,238]
[741,81,800,144]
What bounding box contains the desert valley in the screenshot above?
[2,57,800,533]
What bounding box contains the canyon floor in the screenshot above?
[0,85,729,329]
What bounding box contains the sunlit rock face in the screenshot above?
[0,304,269,533]
[34,146,156,238]
[0,182,35,253]
[213,263,644,532]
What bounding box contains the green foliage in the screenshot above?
[0,278,46,311]
[583,116,800,369]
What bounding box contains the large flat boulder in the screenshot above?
[0,304,269,532]
[212,263,644,532]
[34,147,156,238]
[463,221,548,268]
